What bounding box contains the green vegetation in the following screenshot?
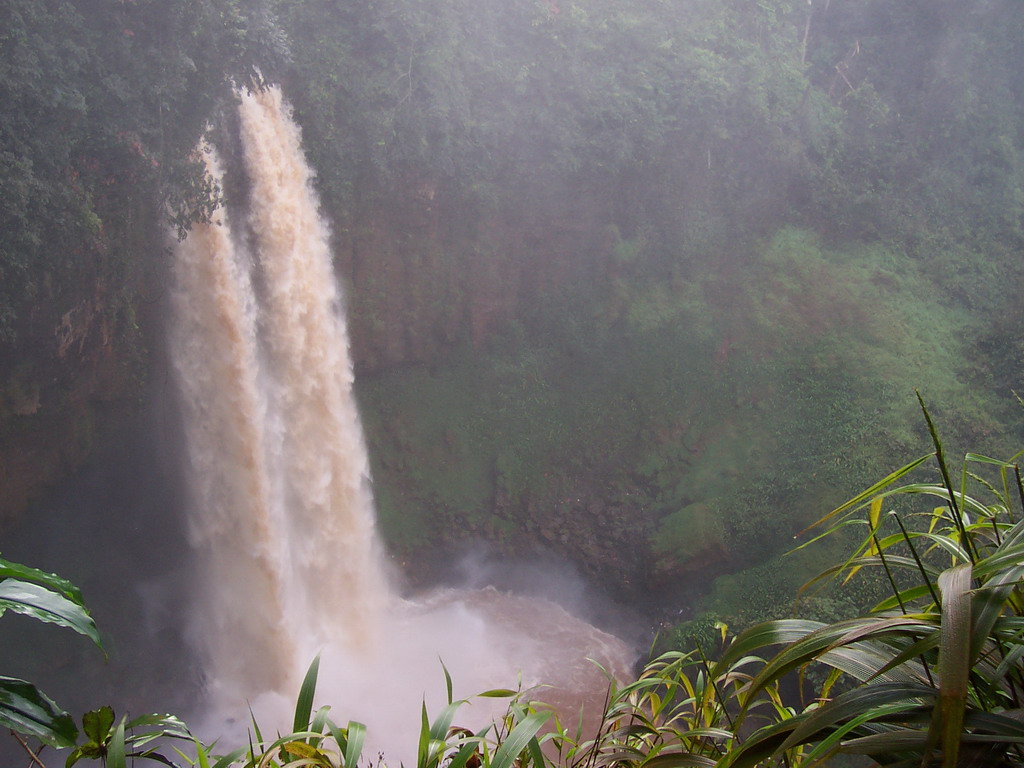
[0,0,277,340]
[614,410,1024,768]
[14,414,1024,767]
[4,0,1023,601]
[0,0,288,516]
[360,227,1012,599]
[4,0,1024,765]
[0,556,99,748]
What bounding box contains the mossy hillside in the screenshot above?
[359,340,653,557]
[357,225,1009,604]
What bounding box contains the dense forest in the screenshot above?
[2,0,1024,764]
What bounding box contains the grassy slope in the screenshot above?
[357,224,1015,619]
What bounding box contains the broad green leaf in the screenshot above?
[740,618,932,710]
[715,619,825,673]
[66,744,100,768]
[83,705,115,745]
[872,584,937,613]
[718,719,798,768]
[671,726,733,743]
[257,730,323,767]
[844,729,1024,754]
[526,727,546,768]
[446,726,491,768]
[282,740,322,759]
[310,705,331,736]
[865,633,940,683]
[970,565,1024,664]
[868,495,884,542]
[840,728,932,754]
[801,702,926,764]
[963,710,1024,737]
[780,682,935,753]
[0,579,101,646]
[640,753,717,768]
[0,676,77,748]
[973,540,1024,577]
[429,698,468,742]
[327,717,349,763]
[989,644,1024,693]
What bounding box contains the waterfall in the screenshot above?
[168,143,298,696]
[170,87,389,706]
[169,85,633,760]
[237,86,389,652]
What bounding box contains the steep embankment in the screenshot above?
[0,0,277,522]
[0,215,152,523]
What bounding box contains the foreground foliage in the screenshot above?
[12,407,1024,768]
[0,556,99,748]
[578,405,1024,768]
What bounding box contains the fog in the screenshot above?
[1,0,1022,764]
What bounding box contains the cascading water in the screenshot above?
[237,88,390,650]
[168,142,297,697]
[170,86,633,760]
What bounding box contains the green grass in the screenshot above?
[358,225,1012,606]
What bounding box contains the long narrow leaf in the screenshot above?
[294,656,320,733]
[0,558,85,603]
[429,699,468,742]
[797,454,932,535]
[0,580,101,646]
[109,716,127,768]
[935,565,973,768]
[715,620,825,673]
[490,711,551,768]
[640,753,717,768]
[347,719,367,767]
[780,682,936,752]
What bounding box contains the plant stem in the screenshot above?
[696,645,731,757]
[11,731,47,768]
[891,512,941,608]
[874,528,935,687]
[874,531,905,613]
[1014,465,1024,523]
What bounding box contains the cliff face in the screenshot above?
[340,178,617,372]
[0,178,616,523]
[0,219,155,524]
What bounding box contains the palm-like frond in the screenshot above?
[569,405,1024,768]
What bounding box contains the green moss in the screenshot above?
[651,501,724,563]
